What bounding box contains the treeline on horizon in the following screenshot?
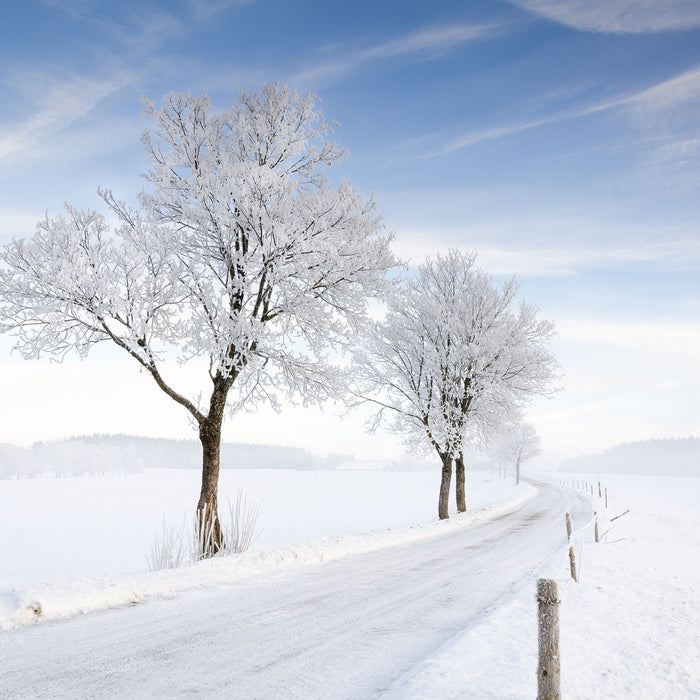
[0,434,351,478]
[559,437,700,476]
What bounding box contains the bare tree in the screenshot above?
[354,250,557,519]
[0,84,395,554]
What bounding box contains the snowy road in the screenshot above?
[0,483,590,699]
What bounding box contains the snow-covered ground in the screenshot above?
[0,467,524,623]
[384,473,700,699]
[0,468,698,698]
[0,478,578,699]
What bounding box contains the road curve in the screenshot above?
[0,482,590,699]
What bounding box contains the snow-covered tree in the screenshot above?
[0,84,395,554]
[354,249,557,519]
[491,422,542,484]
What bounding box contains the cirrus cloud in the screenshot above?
[505,0,700,34]
[0,73,131,162]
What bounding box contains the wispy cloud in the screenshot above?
[504,0,700,34]
[415,93,632,158]
[39,2,190,71]
[39,0,106,21]
[435,115,559,155]
[557,317,700,351]
[392,223,700,275]
[289,22,501,89]
[186,0,259,22]
[420,63,700,158]
[0,73,132,162]
[0,0,267,167]
[648,137,700,163]
[625,65,700,115]
[475,240,700,275]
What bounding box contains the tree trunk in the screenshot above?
[196,383,228,557]
[455,452,466,513]
[438,451,452,520]
[516,457,521,485]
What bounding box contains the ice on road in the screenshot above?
[0,483,590,699]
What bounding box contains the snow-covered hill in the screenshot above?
[559,436,700,476]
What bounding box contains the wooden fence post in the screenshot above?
[594,512,599,543]
[565,513,572,540]
[569,545,577,582]
[537,579,561,700]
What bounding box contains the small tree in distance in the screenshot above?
[0,84,395,554]
[492,422,542,484]
[354,250,558,519]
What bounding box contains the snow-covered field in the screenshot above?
[1,467,698,698]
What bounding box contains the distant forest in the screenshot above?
[0,434,350,478]
[559,437,700,476]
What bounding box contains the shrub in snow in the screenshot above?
[196,490,262,559]
[147,489,262,571]
[146,518,187,572]
[223,489,262,555]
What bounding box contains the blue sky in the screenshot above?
[1,0,699,465]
